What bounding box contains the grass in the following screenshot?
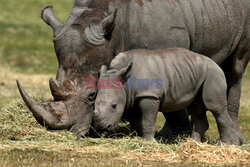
[0,0,249,166]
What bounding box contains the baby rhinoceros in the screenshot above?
[93,48,245,145]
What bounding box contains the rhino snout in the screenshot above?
[93,109,113,130]
[93,110,103,126]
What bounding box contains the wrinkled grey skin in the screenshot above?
[94,48,246,145]
[18,0,249,137]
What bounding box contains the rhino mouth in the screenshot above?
[93,115,117,132]
[94,124,115,132]
[16,80,93,136]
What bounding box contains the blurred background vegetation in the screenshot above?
[0,0,74,74]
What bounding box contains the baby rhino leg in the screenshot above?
[138,98,160,141]
[202,67,245,145]
[188,101,208,142]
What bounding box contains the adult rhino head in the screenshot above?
[17,0,117,137]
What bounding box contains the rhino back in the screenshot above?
[109,0,246,64]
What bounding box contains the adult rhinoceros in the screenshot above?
[17,0,249,137]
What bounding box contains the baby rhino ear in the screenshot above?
[117,62,133,79]
[99,65,108,78]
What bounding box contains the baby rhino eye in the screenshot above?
[111,103,117,109]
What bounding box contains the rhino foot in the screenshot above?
[220,130,246,145]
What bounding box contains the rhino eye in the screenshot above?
[112,103,117,109]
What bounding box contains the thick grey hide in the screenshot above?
[94,48,246,145]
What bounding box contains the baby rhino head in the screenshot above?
[94,63,133,131]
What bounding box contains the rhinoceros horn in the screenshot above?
[17,80,69,129]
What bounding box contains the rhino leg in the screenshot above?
[189,104,209,142]
[155,118,173,140]
[121,104,141,136]
[223,50,250,124]
[210,108,246,145]
[202,67,246,145]
[137,98,160,141]
[226,78,242,124]
[157,109,192,140]
[127,115,142,137]
[222,17,250,123]
[190,112,208,142]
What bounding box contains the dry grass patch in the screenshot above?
[0,138,249,166]
[176,139,250,164]
[0,66,54,98]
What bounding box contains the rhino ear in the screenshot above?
[84,9,117,46]
[99,65,108,78]
[41,6,62,33]
[99,9,117,36]
[117,62,133,79]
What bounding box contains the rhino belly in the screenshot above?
[160,92,194,112]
